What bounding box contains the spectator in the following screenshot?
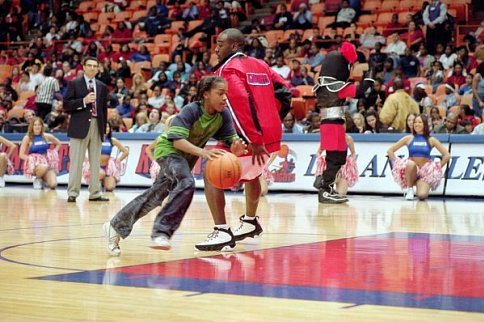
[131,45,151,63]
[29,63,45,88]
[441,84,458,109]
[384,33,407,58]
[328,0,356,29]
[471,123,484,134]
[457,73,473,96]
[182,2,200,21]
[293,3,312,30]
[380,78,420,131]
[304,112,321,133]
[271,56,291,79]
[273,4,293,30]
[147,86,165,110]
[446,62,466,88]
[423,0,448,55]
[457,104,480,130]
[413,83,434,113]
[426,61,444,92]
[471,62,484,119]
[302,43,325,70]
[136,109,165,133]
[112,22,132,44]
[363,77,386,110]
[282,112,304,133]
[246,37,266,60]
[402,21,424,52]
[360,27,386,49]
[383,14,404,38]
[405,113,417,133]
[399,48,420,78]
[352,112,366,133]
[439,44,457,70]
[131,73,149,98]
[109,78,130,107]
[116,94,135,118]
[128,111,149,133]
[365,110,386,133]
[291,65,314,86]
[432,112,465,134]
[417,43,435,74]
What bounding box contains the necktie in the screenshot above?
[89,79,97,117]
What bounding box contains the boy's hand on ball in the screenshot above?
[201,149,226,160]
[230,138,248,157]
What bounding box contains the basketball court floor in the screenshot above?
[1,186,483,322]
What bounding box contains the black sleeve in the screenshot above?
[274,82,292,121]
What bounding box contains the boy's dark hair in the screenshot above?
[195,76,226,102]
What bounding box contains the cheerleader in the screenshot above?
[314,134,358,198]
[18,117,61,189]
[387,114,450,200]
[145,115,177,182]
[0,136,17,188]
[82,123,129,191]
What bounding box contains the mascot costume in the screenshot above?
[312,42,373,203]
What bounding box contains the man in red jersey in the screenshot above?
[195,28,291,251]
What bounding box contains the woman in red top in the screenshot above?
[401,21,424,52]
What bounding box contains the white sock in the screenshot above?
[243,215,254,220]
[215,224,230,230]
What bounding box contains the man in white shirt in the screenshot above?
[329,0,356,29]
[271,56,291,80]
[384,33,407,57]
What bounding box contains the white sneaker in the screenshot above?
[405,187,414,200]
[102,221,121,256]
[151,235,171,250]
[195,227,236,252]
[0,177,5,188]
[33,178,42,190]
[233,216,263,241]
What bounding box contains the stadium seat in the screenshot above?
[362,0,381,11]
[154,34,172,54]
[114,11,132,22]
[264,30,284,47]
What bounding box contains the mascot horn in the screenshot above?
[312,42,374,203]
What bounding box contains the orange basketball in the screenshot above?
[205,152,242,189]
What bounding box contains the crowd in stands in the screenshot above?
[0,0,484,136]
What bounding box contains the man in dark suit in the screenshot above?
[63,56,110,202]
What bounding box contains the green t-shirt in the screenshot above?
[154,102,238,169]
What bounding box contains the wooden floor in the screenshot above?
[1,186,484,322]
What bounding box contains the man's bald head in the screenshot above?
[219,28,245,48]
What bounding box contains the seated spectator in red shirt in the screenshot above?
[457,104,480,130]
[401,21,424,52]
[117,44,133,62]
[112,22,132,44]
[383,14,404,37]
[446,62,466,88]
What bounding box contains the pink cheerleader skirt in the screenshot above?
[7,158,15,175]
[391,158,442,190]
[149,161,160,182]
[23,150,59,178]
[82,158,122,183]
[261,165,274,186]
[315,155,359,187]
